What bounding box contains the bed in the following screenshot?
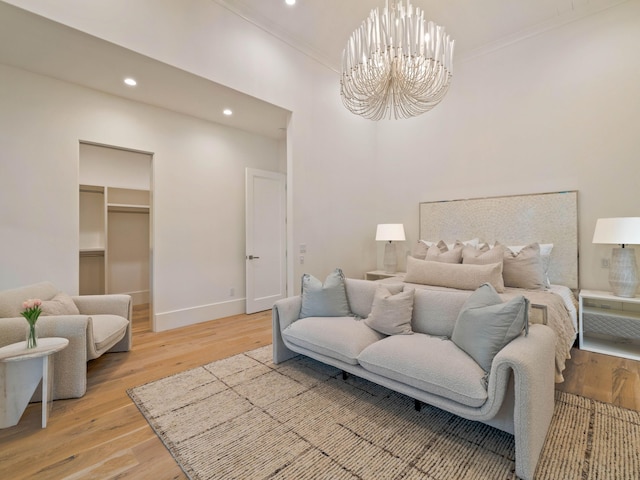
[391,191,579,382]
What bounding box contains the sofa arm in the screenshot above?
[72,294,132,320]
[491,324,556,480]
[272,296,302,364]
[0,316,91,400]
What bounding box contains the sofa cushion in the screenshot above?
[90,314,129,352]
[344,278,384,319]
[283,317,384,365]
[364,285,414,335]
[358,334,488,408]
[411,288,471,337]
[299,268,352,318]
[40,292,80,316]
[451,283,529,372]
[0,282,59,318]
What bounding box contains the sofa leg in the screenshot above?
[342,371,348,380]
[414,399,422,411]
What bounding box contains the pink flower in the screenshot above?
[22,298,42,309]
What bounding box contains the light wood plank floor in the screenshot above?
[1,305,639,479]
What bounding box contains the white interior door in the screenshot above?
[245,168,286,313]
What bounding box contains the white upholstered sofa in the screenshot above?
[273,277,557,480]
[0,282,132,400]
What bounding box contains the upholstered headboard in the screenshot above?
[419,191,579,289]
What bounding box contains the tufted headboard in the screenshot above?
[419,191,579,289]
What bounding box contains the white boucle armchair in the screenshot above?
[0,282,132,400]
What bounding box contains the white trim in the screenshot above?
[154,298,246,332]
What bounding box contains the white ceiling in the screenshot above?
[219,0,627,69]
[0,0,627,139]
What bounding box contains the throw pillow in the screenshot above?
[411,240,429,260]
[425,240,463,263]
[299,268,352,318]
[462,243,504,265]
[40,292,80,316]
[404,256,505,292]
[497,242,546,290]
[503,243,554,288]
[451,283,529,372]
[364,285,415,335]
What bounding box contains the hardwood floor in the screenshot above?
[1,305,639,479]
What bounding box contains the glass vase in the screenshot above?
[26,322,38,349]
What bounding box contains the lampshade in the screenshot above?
[376,224,406,242]
[592,217,640,245]
[593,217,640,297]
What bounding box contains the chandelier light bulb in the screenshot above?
[340,0,454,121]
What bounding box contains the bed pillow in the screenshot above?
[421,238,480,250]
[411,241,429,260]
[505,243,554,287]
[451,283,529,372]
[364,285,414,335]
[462,243,504,265]
[40,292,80,316]
[299,268,352,318]
[425,241,463,263]
[497,242,546,290]
[404,256,505,292]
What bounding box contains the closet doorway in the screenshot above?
[79,142,153,329]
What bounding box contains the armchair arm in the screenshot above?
[72,294,132,320]
[272,296,302,364]
[72,294,132,353]
[490,324,556,480]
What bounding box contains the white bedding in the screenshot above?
[549,284,578,331]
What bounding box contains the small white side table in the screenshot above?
[0,337,69,428]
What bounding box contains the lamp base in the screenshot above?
[609,247,639,298]
[383,241,397,274]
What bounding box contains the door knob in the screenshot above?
[247,255,260,260]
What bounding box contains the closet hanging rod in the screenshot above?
[79,188,104,194]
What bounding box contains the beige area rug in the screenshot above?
[128,346,640,480]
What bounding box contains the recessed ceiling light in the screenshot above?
[223,108,233,116]
[124,78,137,86]
[285,0,296,5]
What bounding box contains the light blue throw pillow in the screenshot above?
[299,268,352,318]
[451,283,529,372]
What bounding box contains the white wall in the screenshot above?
[0,0,379,330]
[0,64,283,329]
[374,1,640,290]
[2,0,379,292]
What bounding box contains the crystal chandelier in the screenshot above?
[340,0,454,121]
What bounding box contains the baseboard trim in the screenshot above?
[154,298,246,332]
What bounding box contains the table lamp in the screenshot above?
[376,224,406,273]
[592,217,640,297]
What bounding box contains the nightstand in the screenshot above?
[364,270,406,281]
[578,290,640,361]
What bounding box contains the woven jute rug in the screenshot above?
[128,346,640,480]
